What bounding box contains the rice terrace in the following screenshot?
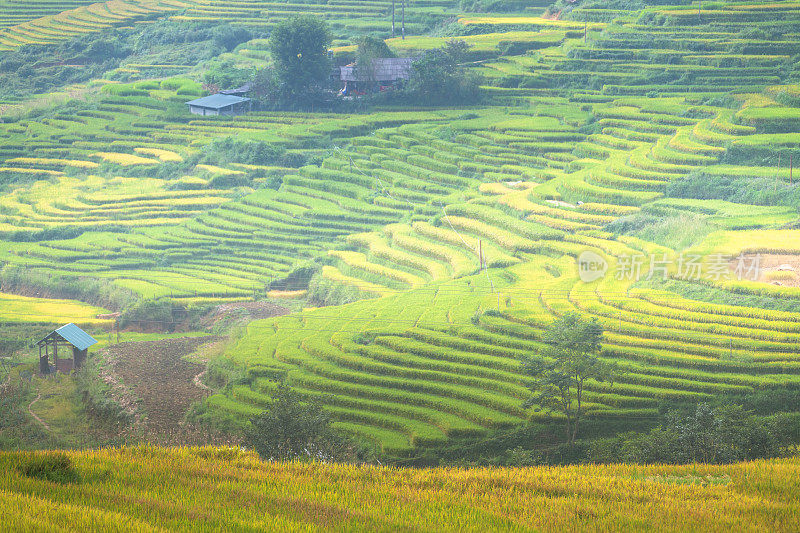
[2,0,800,530]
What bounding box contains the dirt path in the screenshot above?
[28,392,50,431]
[108,336,221,437]
[193,369,211,391]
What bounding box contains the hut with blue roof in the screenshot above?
[36,323,98,374]
[185,94,252,116]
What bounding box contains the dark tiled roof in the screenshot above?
[340,57,413,82]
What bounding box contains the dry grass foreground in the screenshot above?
[1,447,799,531]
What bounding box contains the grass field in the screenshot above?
[2,447,800,531]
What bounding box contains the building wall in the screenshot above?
[189,105,248,116]
[55,358,74,373]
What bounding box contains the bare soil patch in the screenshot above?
[729,253,800,288]
[107,336,222,440]
[202,301,290,328]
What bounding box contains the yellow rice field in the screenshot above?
[0,292,111,324]
[1,447,799,531]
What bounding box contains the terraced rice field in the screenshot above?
[196,2,800,454]
[0,292,111,325]
[0,0,458,51]
[2,1,800,455]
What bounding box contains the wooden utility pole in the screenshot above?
[584,20,587,43]
[392,0,395,38]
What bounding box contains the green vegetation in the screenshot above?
[2,0,800,475]
[522,313,613,446]
[398,40,482,105]
[593,402,797,465]
[246,384,370,462]
[268,15,332,105]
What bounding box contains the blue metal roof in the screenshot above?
[185,94,251,109]
[54,323,97,351]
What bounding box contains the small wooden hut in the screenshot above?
[339,57,413,95]
[37,323,98,375]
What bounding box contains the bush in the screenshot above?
[119,298,187,330]
[15,453,79,483]
[202,60,257,91]
[201,137,306,167]
[666,171,800,211]
[399,40,482,106]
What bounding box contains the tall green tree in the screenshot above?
[268,15,331,102]
[245,384,371,462]
[522,313,613,446]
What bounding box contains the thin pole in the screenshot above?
[584,20,587,43]
[401,1,405,40]
[790,154,793,185]
[479,240,483,270]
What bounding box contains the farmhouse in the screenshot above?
[186,94,252,116]
[339,57,413,95]
[36,323,98,375]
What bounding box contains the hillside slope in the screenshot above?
[2,447,800,531]
[2,0,800,458]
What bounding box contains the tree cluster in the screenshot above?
[400,40,481,105]
[592,403,796,464]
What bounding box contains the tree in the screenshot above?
[354,36,394,83]
[402,40,480,105]
[268,15,331,102]
[522,313,613,446]
[246,384,366,462]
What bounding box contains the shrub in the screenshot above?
[201,137,306,167]
[399,41,482,106]
[119,298,187,331]
[15,453,79,483]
